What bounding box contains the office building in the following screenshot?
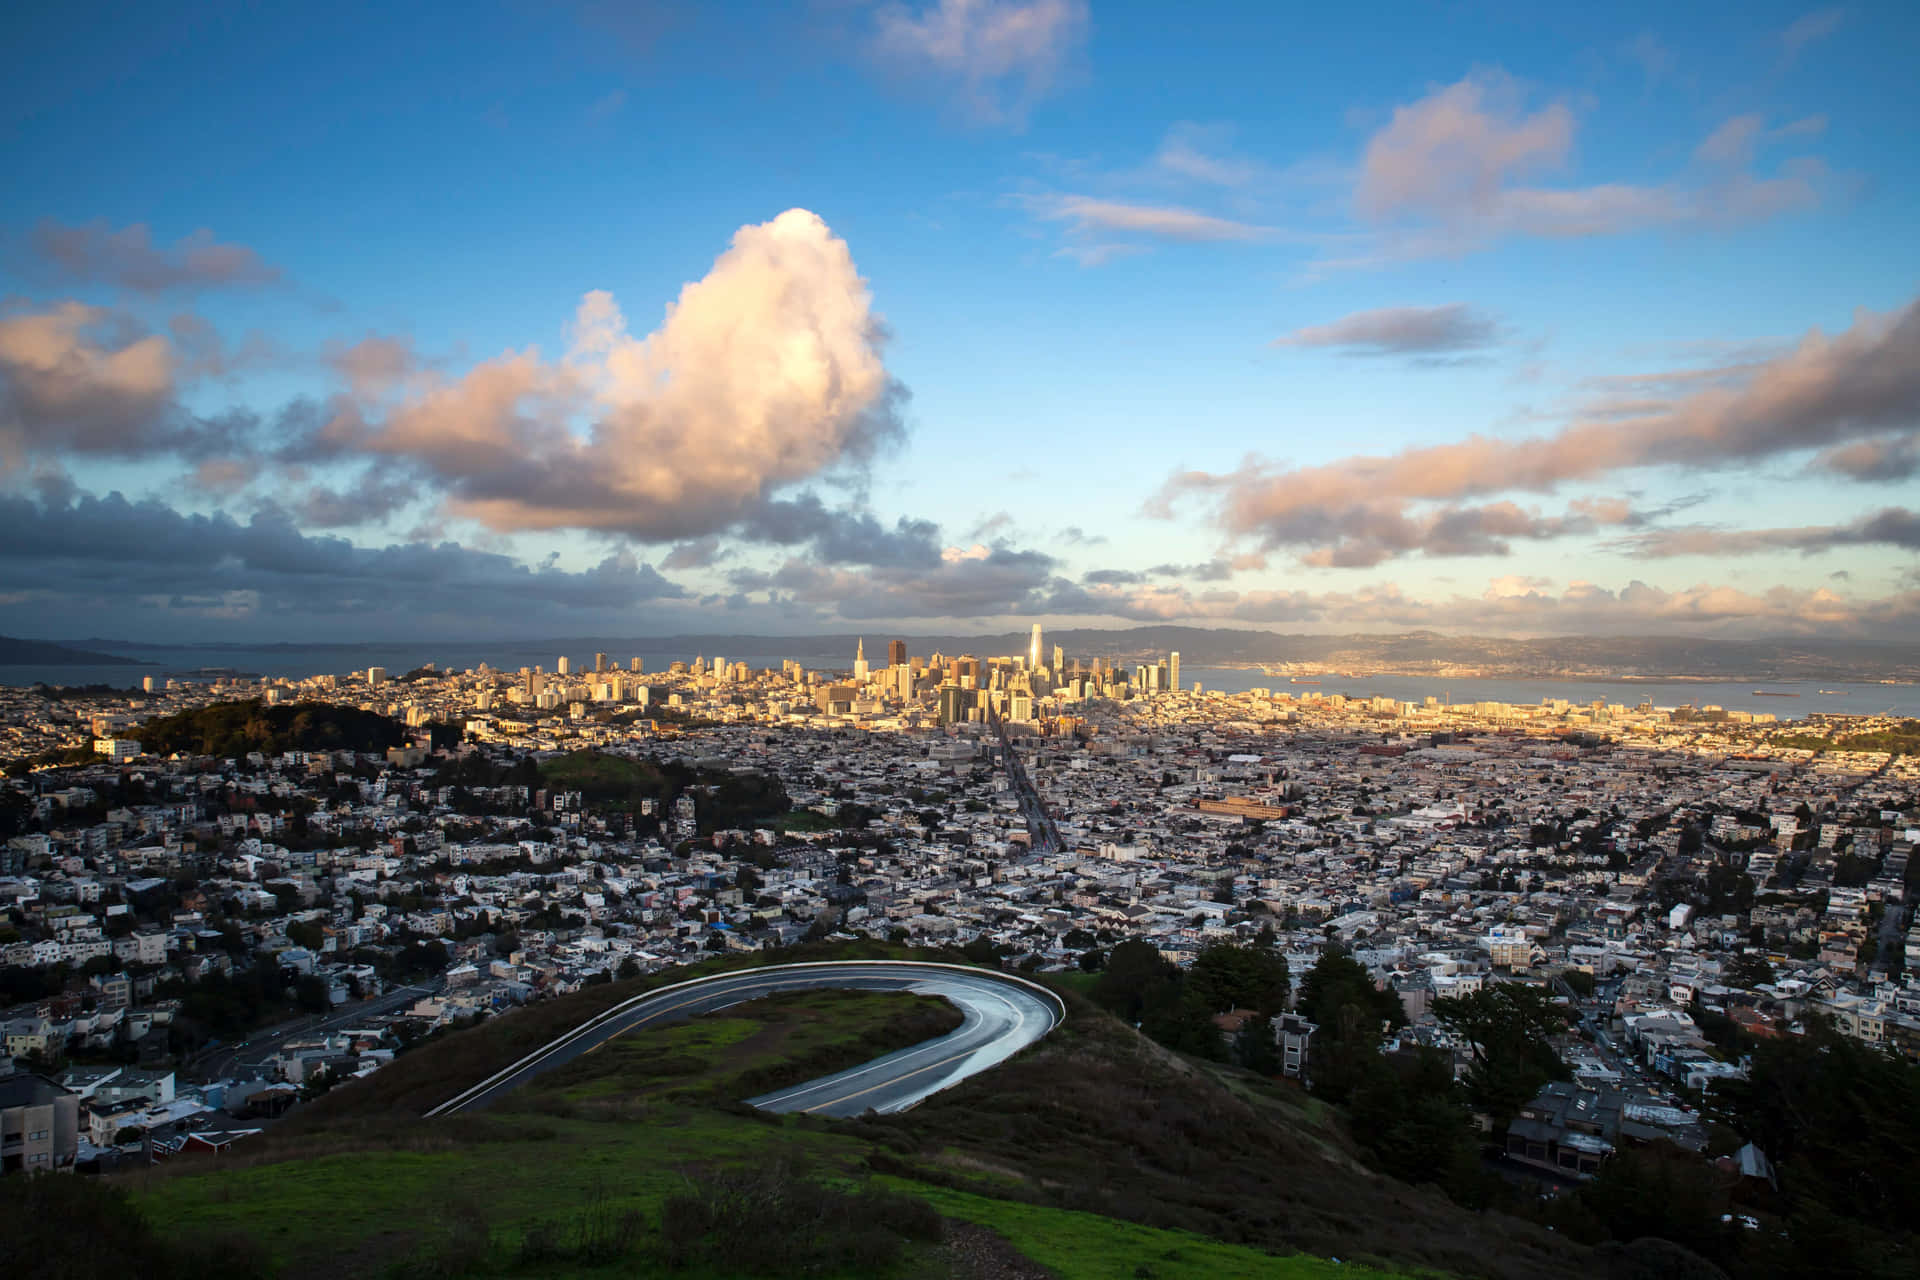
[557,656,570,675]
[630,657,643,673]
[367,667,387,687]
[1028,623,1043,671]
[887,639,907,667]
[594,652,608,673]
[853,639,869,683]
[1170,651,1181,693]
[937,684,969,726]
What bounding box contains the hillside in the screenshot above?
[0,634,147,665]
[104,946,1599,1280]
[135,699,409,758]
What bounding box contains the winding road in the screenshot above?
[427,961,1064,1119]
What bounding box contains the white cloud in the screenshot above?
[1041,196,1272,241]
[870,0,1088,125]
[1338,72,1830,265]
[332,209,905,540]
[1276,303,1500,356]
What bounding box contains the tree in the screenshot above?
[960,937,1006,967]
[1715,1018,1920,1239]
[1431,984,1568,1127]
[1091,940,1177,1023]
[1187,941,1290,1015]
[1346,1048,1481,1193]
[1722,952,1775,989]
[1295,947,1405,1103]
[1578,1141,1736,1271]
[285,919,325,951]
[1236,1013,1280,1075]
[1297,946,1403,1038]
[1139,981,1224,1060]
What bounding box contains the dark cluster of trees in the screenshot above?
[1089,932,1291,1062]
[136,700,419,758]
[527,750,790,836]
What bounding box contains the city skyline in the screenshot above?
[3,2,1919,644]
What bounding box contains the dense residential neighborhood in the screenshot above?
[2,645,1916,1189]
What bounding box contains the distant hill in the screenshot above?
[0,635,146,666]
[136,699,408,757]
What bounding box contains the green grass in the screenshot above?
[887,1181,1419,1280]
[767,807,841,832]
[537,749,665,794]
[527,988,962,1104]
[131,1110,859,1273]
[1044,970,1101,997]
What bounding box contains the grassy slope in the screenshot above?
[128,952,1583,1279]
[902,1185,1427,1280]
[849,987,1593,1280]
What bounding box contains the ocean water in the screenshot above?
[1185,667,1920,719]
[0,641,809,690]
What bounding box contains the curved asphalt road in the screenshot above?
[428,961,1063,1119]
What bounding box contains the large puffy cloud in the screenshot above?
[0,490,684,630]
[324,209,906,540]
[1275,303,1500,356]
[869,0,1087,125]
[25,219,283,294]
[1161,296,1920,565]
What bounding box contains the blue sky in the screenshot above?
[1,0,1917,641]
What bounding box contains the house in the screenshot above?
[0,1072,80,1173]
[1504,1081,1622,1179]
[85,1096,151,1147]
[1273,1013,1316,1080]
